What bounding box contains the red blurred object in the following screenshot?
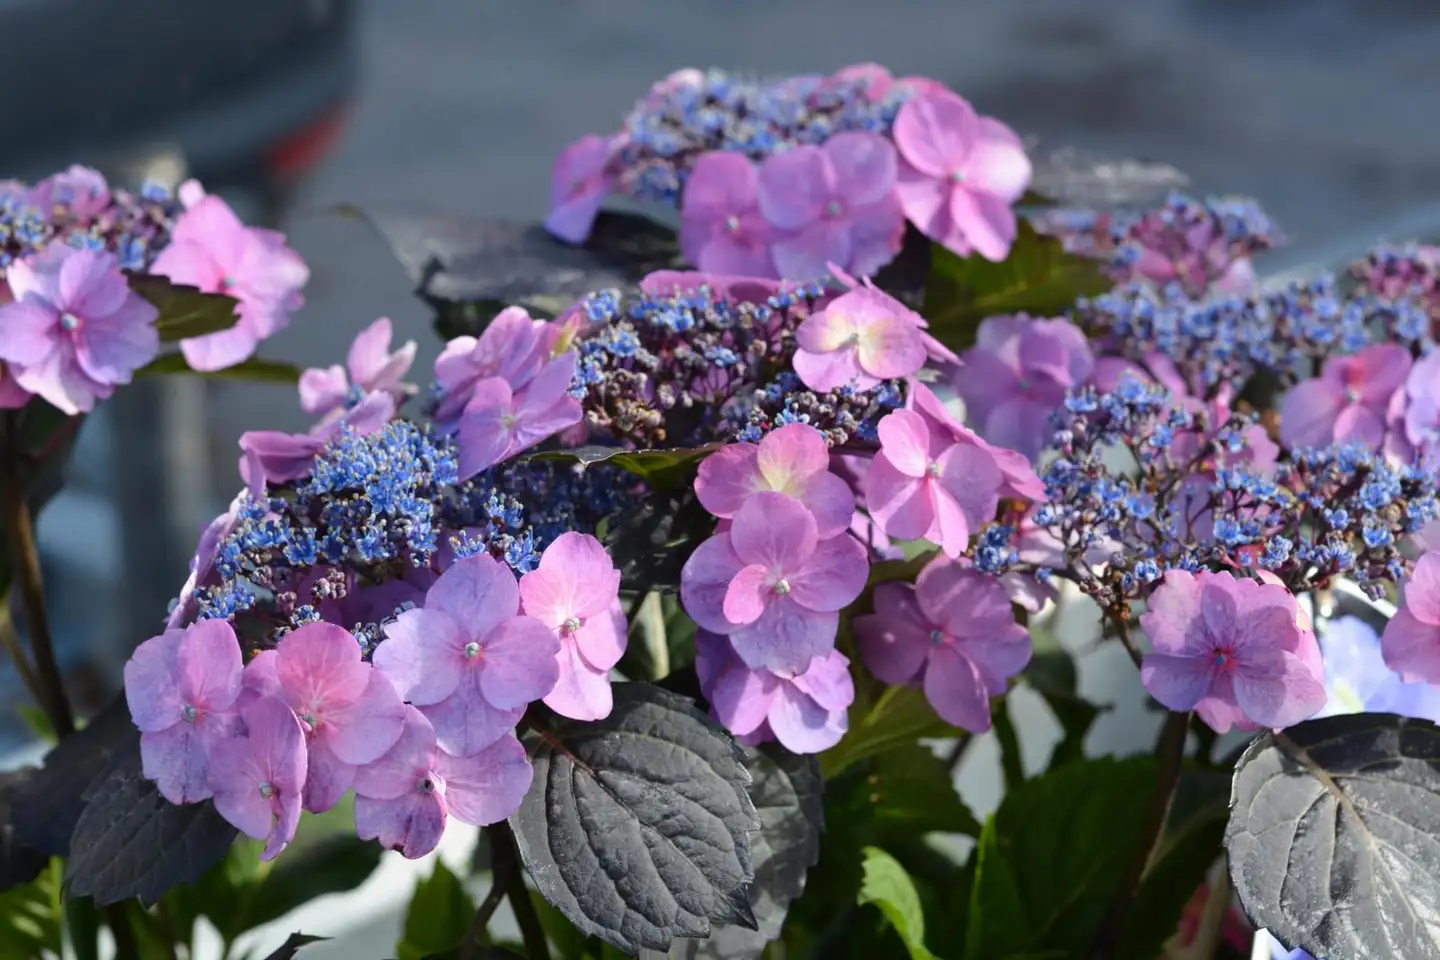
[265,101,353,181]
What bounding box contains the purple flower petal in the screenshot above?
[680,533,745,634]
[374,607,467,706]
[767,681,847,754]
[855,584,931,685]
[325,668,407,766]
[477,615,561,710]
[543,636,614,721]
[355,792,447,859]
[789,533,868,613]
[353,705,434,802]
[439,733,533,826]
[730,491,819,573]
[923,645,992,732]
[727,599,838,674]
[423,670,524,757]
[302,740,356,813]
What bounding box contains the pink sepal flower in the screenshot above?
[0,247,159,414]
[855,559,1030,732]
[432,306,554,423]
[207,695,307,861]
[756,131,904,280]
[696,631,853,754]
[375,553,560,756]
[1139,569,1326,733]
[791,283,926,393]
[150,194,309,371]
[455,352,582,479]
[239,622,406,813]
[680,492,868,673]
[680,152,774,277]
[299,317,417,423]
[892,88,1031,261]
[864,409,1003,558]
[1382,551,1440,684]
[695,424,855,538]
[519,532,627,721]
[353,705,532,859]
[545,134,623,245]
[1279,344,1412,452]
[124,619,245,804]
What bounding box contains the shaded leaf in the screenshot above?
[138,352,302,383]
[397,860,475,960]
[510,683,759,955]
[334,204,682,306]
[870,743,981,838]
[922,221,1111,351]
[262,933,330,960]
[529,443,723,491]
[63,896,100,960]
[1226,712,1440,960]
[10,692,133,859]
[63,739,238,906]
[220,833,384,941]
[0,858,62,960]
[602,486,715,594]
[670,744,824,959]
[821,686,954,778]
[0,771,46,892]
[127,273,240,342]
[963,817,1024,960]
[858,847,937,960]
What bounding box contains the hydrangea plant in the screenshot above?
[1,62,1438,960]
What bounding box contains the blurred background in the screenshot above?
[7,0,1440,752]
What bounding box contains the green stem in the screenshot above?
[465,826,518,960]
[1088,710,1190,959]
[1,412,73,737]
[992,697,1024,791]
[491,823,551,960]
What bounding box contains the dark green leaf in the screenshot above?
[857,847,937,960]
[964,817,1025,960]
[397,860,475,960]
[870,743,981,838]
[220,833,384,940]
[509,683,759,955]
[922,221,1110,351]
[332,204,682,308]
[992,698,1025,791]
[127,273,240,342]
[822,686,954,778]
[1226,712,1440,960]
[0,858,62,960]
[14,706,53,744]
[0,771,46,892]
[138,352,302,383]
[669,744,824,959]
[602,487,715,593]
[963,755,1163,956]
[528,443,723,491]
[262,932,331,960]
[63,738,239,906]
[1118,767,1229,960]
[64,896,100,960]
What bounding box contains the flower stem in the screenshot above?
[1,412,74,737]
[491,821,552,960]
[465,826,520,960]
[1089,709,1190,959]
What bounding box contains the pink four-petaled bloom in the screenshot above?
[150,193,309,371]
[680,152,774,277]
[954,314,1094,462]
[906,381,1046,502]
[892,88,1032,261]
[696,631,854,754]
[519,532,628,721]
[791,284,927,393]
[545,133,621,245]
[353,705,532,859]
[299,317,417,423]
[208,695,307,861]
[855,559,1031,732]
[680,491,868,673]
[433,306,553,422]
[1139,569,1326,733]
[28,165,111,219]
[695,423,855,538]
[0,247,159,414]
[1279,344,1412,452]
[756,131,904,281]
[1381,551,1440,684]
[864,409,1003,558]
[375,553,560,756]
[241,622,407,813]
[124,619,245,804]
[455,351,582,479]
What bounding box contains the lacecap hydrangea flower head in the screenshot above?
[543,64,1033,279]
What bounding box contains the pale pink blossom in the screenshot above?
[695,424,855,538]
